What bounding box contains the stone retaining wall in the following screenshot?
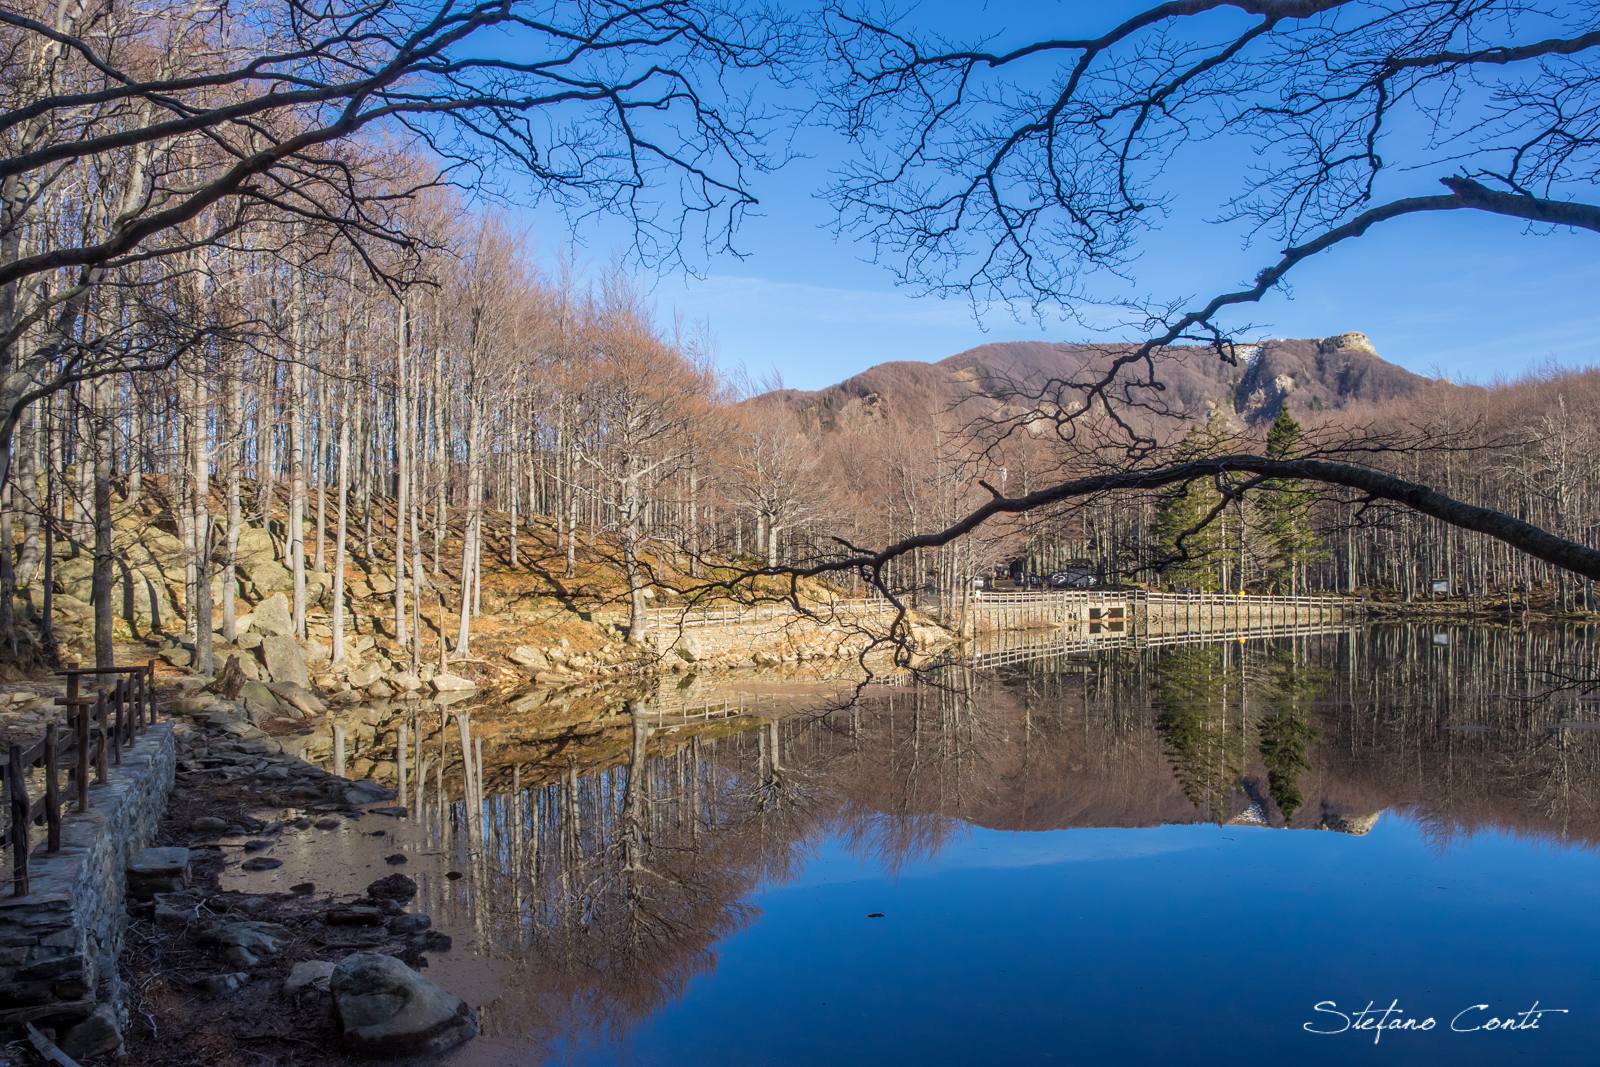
[645,612,950,669]
[0,723,176,1048]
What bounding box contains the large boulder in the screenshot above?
[264,681,326,715]
[345,780,399,806]
[672,632,707,663]
[330,952,477,1056]
[250,592,294,636]
[508,645,549,671]
[234,526,279,565]
[262,635,311,688]
[53,593,91,620]
[429,673,476,693]
[239,679,279,706]
[347,661,383,688]
[241,559,294,593]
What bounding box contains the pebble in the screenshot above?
[196,972,250,995]
[290,882,316,894]
[190,816,227,832]
[242,840,274,852]
[314,818,341,830]
[384,853,407,865]
[240,857,283,872]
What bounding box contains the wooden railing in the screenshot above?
[0,663,156,897]
[970,590,1359,608]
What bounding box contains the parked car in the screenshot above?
[1047,570,1095,588]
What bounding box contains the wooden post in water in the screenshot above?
[333,724,346,778]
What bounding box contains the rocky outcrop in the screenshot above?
[1319,811,1381,836]
[1318,330,1378,357]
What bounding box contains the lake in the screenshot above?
[368,624,1600,1065]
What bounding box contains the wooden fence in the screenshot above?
[0,663,156,897]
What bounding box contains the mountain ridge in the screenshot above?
[750,333,1471,433]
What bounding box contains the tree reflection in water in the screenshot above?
[394,623,1600,1055]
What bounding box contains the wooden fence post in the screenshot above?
[95,696,109,783]
[42,725,59,853]
[9,744,28,897]
[112,681,124,761]
[74,695,89,814]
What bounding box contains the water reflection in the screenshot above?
[384,624,1600,1059]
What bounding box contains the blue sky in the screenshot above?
[513,2,1600,393]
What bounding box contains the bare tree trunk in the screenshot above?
[565,461,578,577]
[453,395,482,657]
[624,461,648,645]
[222,368,242,642]
[432,341,444,576]
[408,317,422,673]
[92,379,114,676]
[190,371,213,677]
[289,284,308,638]
[315,369,329,574]
[126,387,141,508]
[330,345,352,666]
[15,401,39,592]
[393,299,409,651]
[1,478,12,657]
[257,358,276,526]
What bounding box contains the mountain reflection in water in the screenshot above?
[402,624,1600,1063]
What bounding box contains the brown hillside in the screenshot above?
[753,332,1460,430]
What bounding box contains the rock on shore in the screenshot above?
[331,952,478,1056]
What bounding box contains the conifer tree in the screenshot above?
[1152,410,1229,590]
[1257,407,1328,595]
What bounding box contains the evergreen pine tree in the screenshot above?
[1257,406,1328,594]
[1152,410,1229,589]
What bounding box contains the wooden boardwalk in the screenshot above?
[967,618,1358,671]
[964,590,1358,635]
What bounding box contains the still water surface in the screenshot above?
[375,625,1600,1065]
